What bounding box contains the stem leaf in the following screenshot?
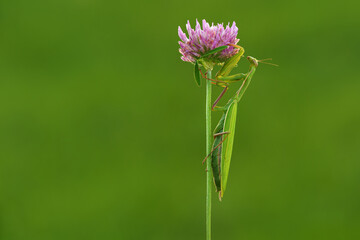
[194,61,201,86]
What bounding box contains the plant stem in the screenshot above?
[205,69,212,240]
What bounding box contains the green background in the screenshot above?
[1,0,359,239]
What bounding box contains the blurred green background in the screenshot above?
[1,0,359,239]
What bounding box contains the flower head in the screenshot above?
[178,19,240,65]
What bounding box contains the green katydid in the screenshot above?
[203,56,259,201]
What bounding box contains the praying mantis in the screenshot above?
[195,45,262,200]
[208,56,258,200]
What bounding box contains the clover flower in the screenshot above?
[178,19,240,65]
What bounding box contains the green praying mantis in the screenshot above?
[195,44,275,200]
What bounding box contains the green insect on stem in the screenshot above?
[210,56,259,200]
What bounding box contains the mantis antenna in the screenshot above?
[258,58,279,67]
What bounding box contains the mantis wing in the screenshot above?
[211,114,226,192]
[211,135,222,192]
[220,101,238,198]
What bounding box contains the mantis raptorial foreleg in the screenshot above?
[200,44,250,109]
[211,69,251,110]
[198,44,246,86]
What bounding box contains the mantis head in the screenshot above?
[247,56,259,67]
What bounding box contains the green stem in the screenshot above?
[205,69,212,240]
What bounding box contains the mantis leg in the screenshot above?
[199,66,247,86]
[213,131,230,138]
[212,106,227,111]
[211,73,247,109]
[212,86,228,110]
[217,73,247,82]
[199,68,229,85]
[202,131,230,164]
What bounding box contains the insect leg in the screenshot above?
[199,68,229,84]
[202,132,230,164]
[213,131,230,138]
[212,87,228,110]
